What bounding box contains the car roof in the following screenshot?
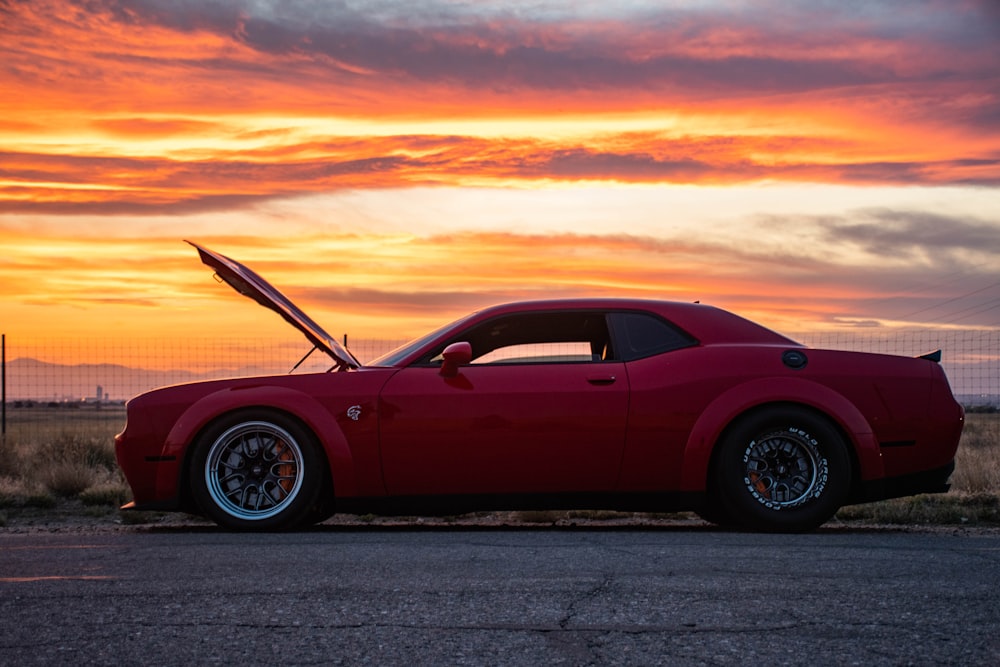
[377,298,797,367]
[468,298,796,344]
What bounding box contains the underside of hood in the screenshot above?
[186,241,360,371]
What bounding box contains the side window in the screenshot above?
[473,342,595,364]
[422,311,613,365]
[609,312,696,361]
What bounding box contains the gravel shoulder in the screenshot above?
[3,499,999,536]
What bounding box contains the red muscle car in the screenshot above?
[114,242,965,531]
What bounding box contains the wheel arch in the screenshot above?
[678,377,884,494]
[164,386,354,509]
[705,401,866,503]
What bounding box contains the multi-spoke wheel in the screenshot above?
[190,410,324,530]
[742,427,827,510]
[714,407,850,532]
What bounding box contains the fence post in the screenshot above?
[2,333,5,443]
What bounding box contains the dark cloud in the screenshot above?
[749,208,1000,327]
[834,160,1000,186]
[100,0,997,100]
[3,137,999,216]
[525,149,715,181]
[820,208,1000,257]
[0,193,278,216]
[241,25,895,96]
[107,0,246,33]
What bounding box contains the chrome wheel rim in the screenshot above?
[205,421,304,521]
[741,427,828,510]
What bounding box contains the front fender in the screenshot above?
[678,377,884,492]
[159,385,357,500]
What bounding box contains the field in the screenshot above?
[0,406,130,514]
[1,406,998,527]
[3,405,127,443]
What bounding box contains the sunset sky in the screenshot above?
[2,0,999,369]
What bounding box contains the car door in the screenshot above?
[377,321,629,496]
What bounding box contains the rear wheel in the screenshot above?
[715,407,851,532]
[190,409,324,531]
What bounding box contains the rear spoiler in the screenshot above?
[918,350,942,363]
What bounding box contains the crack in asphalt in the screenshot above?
[558,572,614,630]
[550,571,616,663]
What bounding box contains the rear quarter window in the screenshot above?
[610,312,697,361]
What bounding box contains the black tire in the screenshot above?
[189,409,324,531]
[714,406,851,532]
[301,486,337,527]
[694,495,734,527]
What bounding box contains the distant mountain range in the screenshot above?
[3,357,287,402]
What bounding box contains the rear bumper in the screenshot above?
[853,460,955,504]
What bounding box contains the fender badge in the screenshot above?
[347,405,362,421]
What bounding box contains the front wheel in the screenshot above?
[190,409,324,531]
[714,407,851,532]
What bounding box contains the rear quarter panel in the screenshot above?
[617,344,961,493]
[619,345,880,492]
[798,349,963,477]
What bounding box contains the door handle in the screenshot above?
[587,375,617,386]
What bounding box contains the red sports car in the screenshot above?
[114,242,965,532]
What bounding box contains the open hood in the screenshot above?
[187,241,360,371]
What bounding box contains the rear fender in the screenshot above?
[161,385,355,500]
[678,377,884,492]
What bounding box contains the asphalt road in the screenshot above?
[1,526,998,666]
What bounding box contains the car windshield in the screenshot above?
[366,313,478,367]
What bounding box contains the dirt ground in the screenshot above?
[3,499,999,536]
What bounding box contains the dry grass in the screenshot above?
[1,407,129,509]
[836,493,1000,525]
[837,413,1000,526]
[79,478,132,507]
[950,413,1000,493]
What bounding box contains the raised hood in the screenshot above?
[186,241,360,371]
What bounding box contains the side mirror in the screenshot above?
[440,341,472,377]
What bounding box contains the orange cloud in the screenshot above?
[1,0,997,220]
[3,128,998,216]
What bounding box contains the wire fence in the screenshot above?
[791,329,999,410]
[2,336,407,405]
[1,329,997,446]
